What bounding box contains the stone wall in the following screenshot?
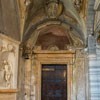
[0,0,20,41]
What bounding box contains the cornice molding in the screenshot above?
[0,33,20,45]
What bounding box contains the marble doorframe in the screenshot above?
[33,50,75,100]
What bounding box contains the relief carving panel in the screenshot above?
[0,34,19,89]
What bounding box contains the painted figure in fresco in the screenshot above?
[3,60,12,88]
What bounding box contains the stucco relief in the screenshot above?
[0,34,19,89]
[47,45,59,51]
[45,0,63,19]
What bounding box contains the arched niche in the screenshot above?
[22,21,85,56]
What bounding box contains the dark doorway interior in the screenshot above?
[42,64,67,100]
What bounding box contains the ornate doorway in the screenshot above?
[31,50,74,100]
[42,64,67,100]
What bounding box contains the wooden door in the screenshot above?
[42,64,67,100]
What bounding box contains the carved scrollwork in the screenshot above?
[47,45,59,51]
[69,31,84,48]
[73,0,83,12]
[64,44,76,51]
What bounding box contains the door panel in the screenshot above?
[42,64,67,100]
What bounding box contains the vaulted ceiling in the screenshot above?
[0,0,88,43]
